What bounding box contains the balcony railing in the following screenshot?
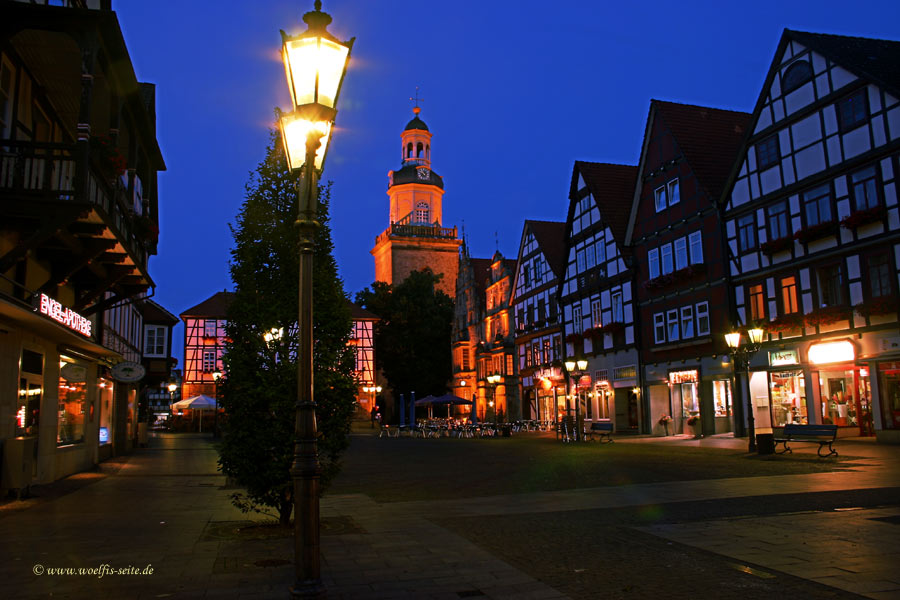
[0,140,148,271]
[375,222,458,245]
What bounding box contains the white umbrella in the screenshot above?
[171,395,218,432]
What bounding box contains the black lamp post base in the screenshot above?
[290,579,326,599]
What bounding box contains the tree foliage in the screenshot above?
[355,269,454,410]
[219,130,356,524]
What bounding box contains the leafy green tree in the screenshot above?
[219,130,356,525]
[355,269,454,415]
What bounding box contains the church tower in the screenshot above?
[371,107,461,297]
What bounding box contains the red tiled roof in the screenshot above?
[180,291,234,319]
[653,100,751,201]
[141,299,178,325]
[525,220,566,279]
[468,258,493,297]
[571,162,639,244]
[787,30,900,96]
[347,299,379,321]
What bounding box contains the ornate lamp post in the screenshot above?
[212,370,222,438]
[724,327,765,453]
[486,374,501,424]
[277,2,353,597]
[564,358,588,441]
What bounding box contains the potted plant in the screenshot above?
[793,221,838,244]
[658,414,672,436]
[765,313,804,336]
[840,205,885,229]
[90,134,127,178]
[686,414,702,438]
[804,305,851,328]
[760,236,793,255]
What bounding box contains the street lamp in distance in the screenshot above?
[486,374,501,424]
[563,358,588,441]
[277,2,353,597]
[212,370,223,439]
[725,327,765,452]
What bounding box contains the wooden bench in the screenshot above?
[774,423,838,457]
[585,421,614,443]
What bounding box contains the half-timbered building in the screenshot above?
[559,162,642,433]
[180,291,232,401]
[511,220,566,422]
[348,300,379,414]
[721,30,900,443]
[0,1,164,484]
[627,101,750,436]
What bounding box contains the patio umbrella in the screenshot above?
[171,395,217,432]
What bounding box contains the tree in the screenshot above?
[219,130,356,525]
[355,269,454,414]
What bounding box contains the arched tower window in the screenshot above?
[426,145,430,161]
[407,142,413,159]
[416,142,424,158]
[782,60,813,94]
[415,202,429,223]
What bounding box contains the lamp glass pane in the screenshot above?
[280,113,332,171]
[284,37,348,109]
[315,38,349,109]
[576,359,588,370]
[747,328,765,344]
[564,361,576,371]
[725,332,741,348]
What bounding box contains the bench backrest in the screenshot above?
[590,422,614,432]
[783,423,837,438]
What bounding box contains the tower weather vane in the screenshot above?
[410,86,424,114]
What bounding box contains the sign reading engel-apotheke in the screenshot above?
[769,349,799,366]
[33,293,92,337]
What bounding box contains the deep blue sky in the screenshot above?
[112,1,899,364]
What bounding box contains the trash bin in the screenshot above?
[2,436,36,499]
[756,433,775,455]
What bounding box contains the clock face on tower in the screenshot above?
[417,167,430,181]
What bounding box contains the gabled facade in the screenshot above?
[559,162,642,432]
[371,108,461,298]
[140,299,178,422]
[627,101,750,436]
[348,300,379,413]
[721,30,900,443]
[450,249,490,411]
[0,1,165,485]
[180,291,232,401]
[511,220,566,422]
[476,251,519,421]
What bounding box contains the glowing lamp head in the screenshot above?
[168,383,177,393]
[564,360,576,372]
[725,332,741,349]
[212,370,223,382]
[280,110,332,172]
[747,328,765,345]
[576,359,588,371]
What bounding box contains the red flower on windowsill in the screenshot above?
[90,134,127,177]
[765,313,805,334]
[854,295,899,318]
[760,236,793,255]
[804,305,851,327]
[565,333,582,344]
[643,263,706,291]
[793,221,838,244]
[840,206,885,229]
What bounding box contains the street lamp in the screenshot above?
[278,2,353,597]
[212,370,222,439]
[563,358,588,441]
[724,327,765,452]
[486,374,501,424]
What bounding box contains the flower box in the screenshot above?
[90,134,127,177]
[565,333,582,344]
[804,306,851,327]
[760,236,793,255]
[841,206,885,229]
[854,295,899,318]
[793,221,838,244]
[765,313,804,335]
[643,263,706,291]
[599,322,624,335]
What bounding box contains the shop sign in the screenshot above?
[669,370,698,384]
[769,349,799,366]
[808,340,855,365]
[33,293,92,337]
[111,361,146,382]
[576,374,592,389]
[60,363,87,383]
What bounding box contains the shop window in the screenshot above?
[850,165,879,212]
[756,134,781,170]
[738,214,757,252]
[816,264,845,307]
[837,88,868,132]
[802,183,833,226]
[58,357,87,446]
[780,276,799,314]
[767,201,790,241]
[820,369,869,429]
[748,284,766,321]
[879,364,900,430]
[771,371,807,426]
[867,254,892,299]
[713,380,732,417]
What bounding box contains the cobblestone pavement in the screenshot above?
[0,431,897,599]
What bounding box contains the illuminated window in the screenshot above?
[851,166,879,211]
[202,350,217,372]
[749,284,766,321]
[780,276,799,314]
[506,354,514,376]
[591,299,602,328]
[58,358,86,446]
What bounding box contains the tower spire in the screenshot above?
[410,86,424,115]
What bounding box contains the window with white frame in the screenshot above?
[648,248,659,279]
[202,350,217,372]
[661,243,673,274]
[572,305,583,334]
[591,299,602,328]
[802,183,832,227]
[576,249,586,273]
[737,214,756,252]
[595,240,606,265]
[680,306,694,339]
[204,319,217,337]
[688,231,703,264]
[696,302,710,336]
[144,325,166,357]
[611,292,623,323]
[415,202,430,223]
[666,310,679,342]
[674,237,687,270]
[654,186,667,212]
[667,179,680,206]
[654,313,666,344]
[534,259,542,280]
[585,244,596,269]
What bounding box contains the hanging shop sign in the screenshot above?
[769,349,799,366]
[111,361,146,383]
[60,363,87,383]
[33,293,92,337]
[808,340,855,365]
[669,370,698,384]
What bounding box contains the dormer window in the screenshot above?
[654,178,679,212]
[781,59,812,94]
